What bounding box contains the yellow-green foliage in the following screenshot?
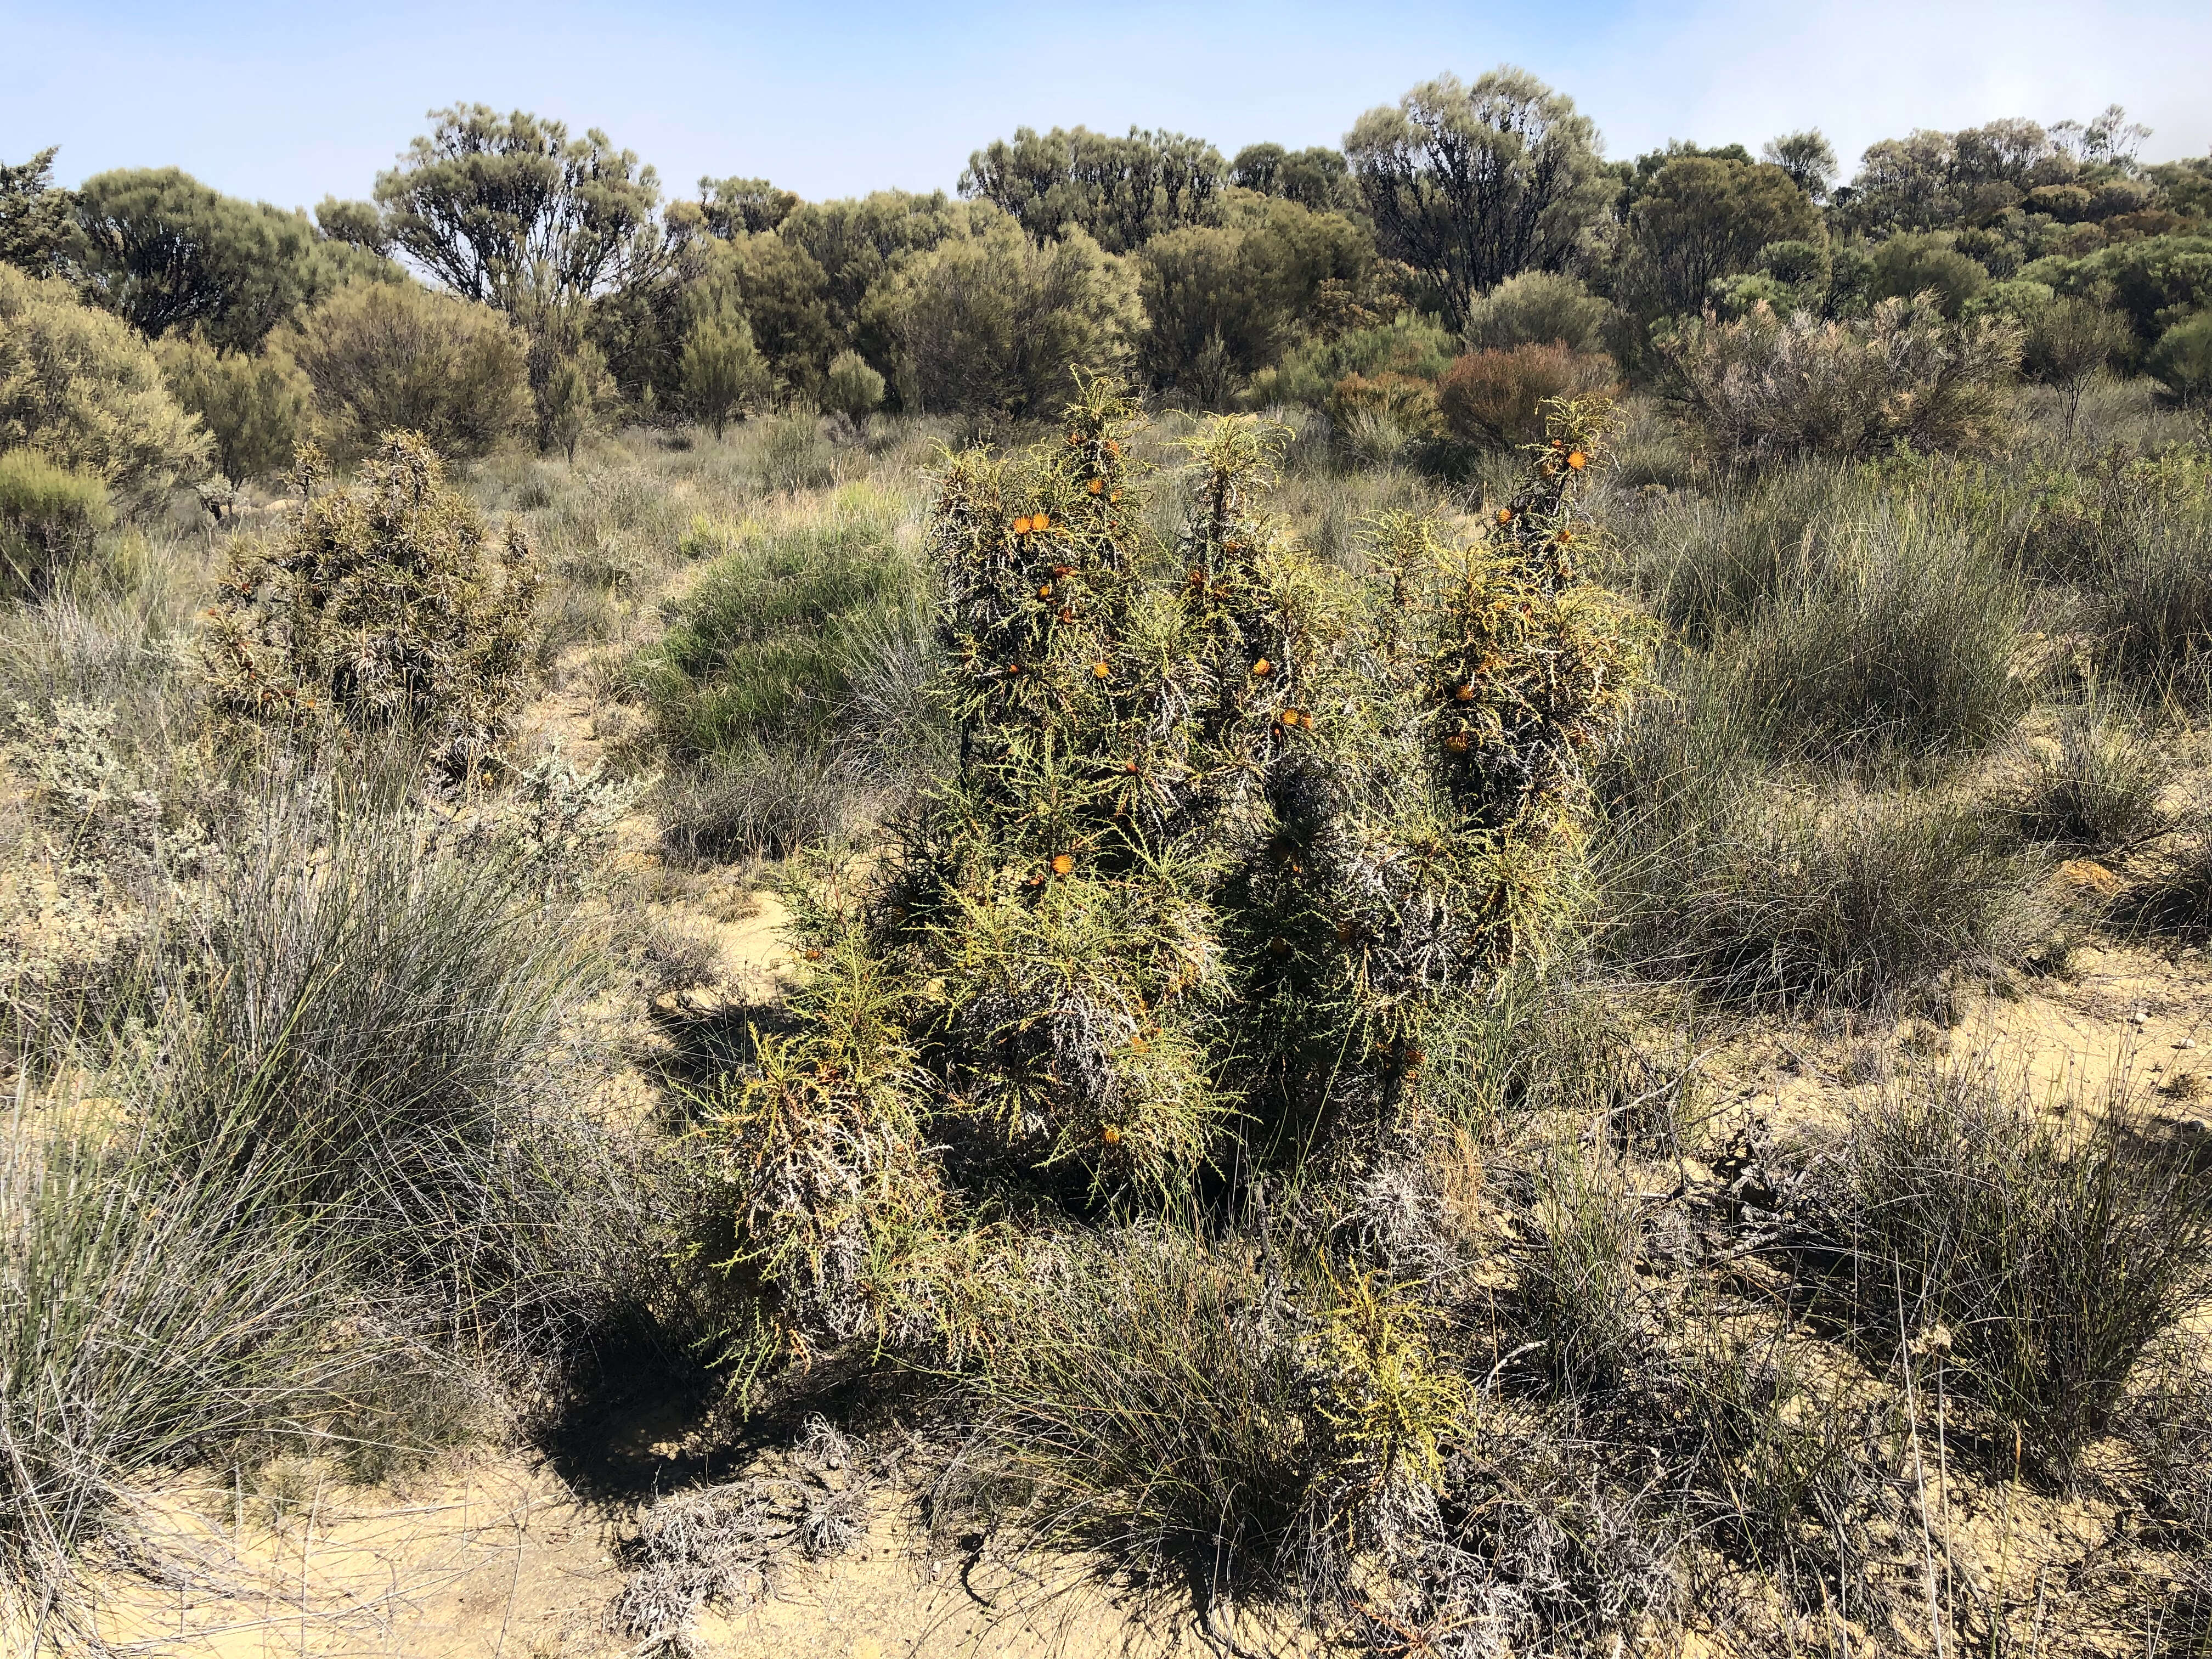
[0,265,212,509]
[199,432,540,775]
[0,449,112,597]
[702,381,1643,1360]
[692,893,941,1362]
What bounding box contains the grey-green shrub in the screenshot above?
[279,279,533,460]
[864,216,1142,415]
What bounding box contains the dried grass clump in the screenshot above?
[199,433,541,778]
[1803,1065,2212,1471]
[616,1417,887,1657]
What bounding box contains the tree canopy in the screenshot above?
[69,168,340,350]
[1346,69,1613,332]
[961,126,1226,255]
[373,105,675,312]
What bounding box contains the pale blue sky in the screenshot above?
[5,1,2207,212]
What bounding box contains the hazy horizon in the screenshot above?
[7,0,2208,215]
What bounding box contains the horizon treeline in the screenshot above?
[4,69,2210,473]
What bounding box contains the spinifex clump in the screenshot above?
[701,377,1643,1356]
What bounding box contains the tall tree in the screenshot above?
[1228,144,1357,213]
[1623,155,1820,318]
[961,127,1225,255]
[1345,69,1613,331]
[69,168,334,350]
[1762,131,1839,203]
[0,149,73,275]
[373,105,675,313]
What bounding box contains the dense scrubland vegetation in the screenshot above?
[4,70,2212,1656]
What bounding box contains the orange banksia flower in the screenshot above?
[1093,661,1111,678]
[1251,658,1272,676]
[1052,853,1075,875]
[1567,451,1587,470]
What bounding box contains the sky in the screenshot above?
[5,0,2208,214]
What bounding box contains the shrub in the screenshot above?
[2010,692,2171,851]
[823,348,885,431]
[2148,311,2212,406]
[155,333,311,487]
[1438,343,1616,451]
[1809,1068,2212,1470]
[279,280,532,460]
[939,1232,1462,1612]
[1462,270,1612,354]
[680,312,772,439]
[1615,779,2040,1005]
[865,217,1143,414]
[199,432,541,777]
[1660,296,2021,467]
[697,384,1644,1358]
[638,488,918,761]
[0,264,211,508]
[0,449,111,597]
[1866,233,1989,315]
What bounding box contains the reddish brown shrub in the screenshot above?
[1438,343,1617,451]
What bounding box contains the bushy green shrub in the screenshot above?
[2148,311,2212,405]
[155,333,311,487]
[0,264,211,508]
[1462,270,1612,353]
[1437,344,1616,451]
[1660,296,2021,466]
[0,449,111,597]
[199,432,541,776]
[640,488,919,760]
[1866,232,1989,315]
[279,280,533,460]
[823,348,886,431]
[679,312,772,438]
[865,217,1142,415]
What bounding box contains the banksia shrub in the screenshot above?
[701,379,1643,1361]
[199,432,540,776]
